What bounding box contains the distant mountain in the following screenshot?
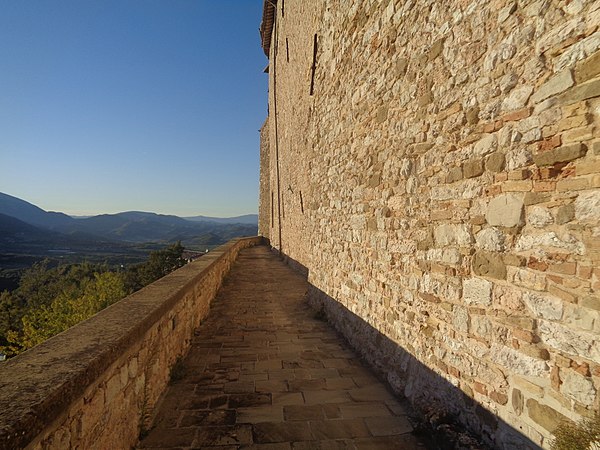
[184,214,258,225]
[0,192,75,230]
[0,193,257,249]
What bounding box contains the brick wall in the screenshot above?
[260,1,600,447]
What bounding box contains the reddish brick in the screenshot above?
[490,391,508,405]
[485,185,502,196]
[533,181,556,191]
[548,262,577,275]
[494,172,508,182]
[570,361,590,377]
[449,366,460,378]
[538,134,562,152]
[503,107,532,122]
[528,257,548,271]
[551,366,561,391]
[578,265,592,279]
[513,329,537,343]
[473,381,488,395]
[539,167,562,179]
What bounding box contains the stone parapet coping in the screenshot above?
[0,236,265,450]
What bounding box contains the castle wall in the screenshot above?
[260,1,600,447]
[259,119,271,238]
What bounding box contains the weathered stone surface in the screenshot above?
[523,292,563,320]
[511,388,523,416]
[463,278,492,306]
[258,1,600,447]
[463,159,484,178]
[527,205,553,228]
[526,399,570,433]
[472,251,507,280]
[475,227,505,252]
[532,143,586,166]
[490,344,549,377]
[574,190,600,222]
[531,70,574,103]
[434,224,472,246]
[502,85,533,111]
[473,134,498,156]
[554,203,575,224]
[560,370,596,406]
[559,78,600,105]
[485,152,505,172]
[486,194,524,227]
[575,50,600,83]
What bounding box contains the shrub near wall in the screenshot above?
[0,237,262,450]
[261,1,600,447]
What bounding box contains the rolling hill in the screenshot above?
[0,192,258,249]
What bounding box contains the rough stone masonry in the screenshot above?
[258,1,600,448]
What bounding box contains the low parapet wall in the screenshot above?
[0,236,264,450]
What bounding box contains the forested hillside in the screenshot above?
[0,242,187,357]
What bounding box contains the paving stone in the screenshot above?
[339,403,391,419]
[364,416,413,436]
[180,409,236,427]
[272,392,305,406]
[137,247,418,449]
[194,425,253,446]
[303,390,351,405]
[253,421,314,443]
[284,405,326,421]
[309,419,371,439]
[237,406,284,424]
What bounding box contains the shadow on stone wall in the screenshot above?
[274,248,541,450]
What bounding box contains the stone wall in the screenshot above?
[259,119,271,238]
[0,237,263,450]
[260,1,600,448]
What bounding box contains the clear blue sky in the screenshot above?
[0,1,267,217]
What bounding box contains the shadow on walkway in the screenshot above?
[138,245,426,449]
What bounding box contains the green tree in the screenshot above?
[8,271,127,351]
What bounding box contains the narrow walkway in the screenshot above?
[138,246,425,449]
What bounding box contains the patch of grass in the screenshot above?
[551,413,600,450]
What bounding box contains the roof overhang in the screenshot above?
[260,0,277,58]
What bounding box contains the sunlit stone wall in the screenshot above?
[260,1,600,447]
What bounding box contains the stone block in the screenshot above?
[446,166,463,183]
[453,305,469,333]
[531,70,574,103]
[527,205,553,228]
[463,159,484,178]
[474,134,498,156]
[490,344,549,377]
[502,85,533,111]
[554,203,575,224]
[532,143,586,166]
[475,227,505,252]
[485,152,505,172]
[559,78,600,105]
[472,251,507,280]
[463,277,492,306]
[433,224,472,246]
[574,49,600,83]
[560,370,596,406]
[574,190,600,222]
[486,193,524,227]
[526,399,571,432]
[428,38,444,61]
[523,292,564,320]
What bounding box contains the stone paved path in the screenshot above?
[138,245,425,449]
